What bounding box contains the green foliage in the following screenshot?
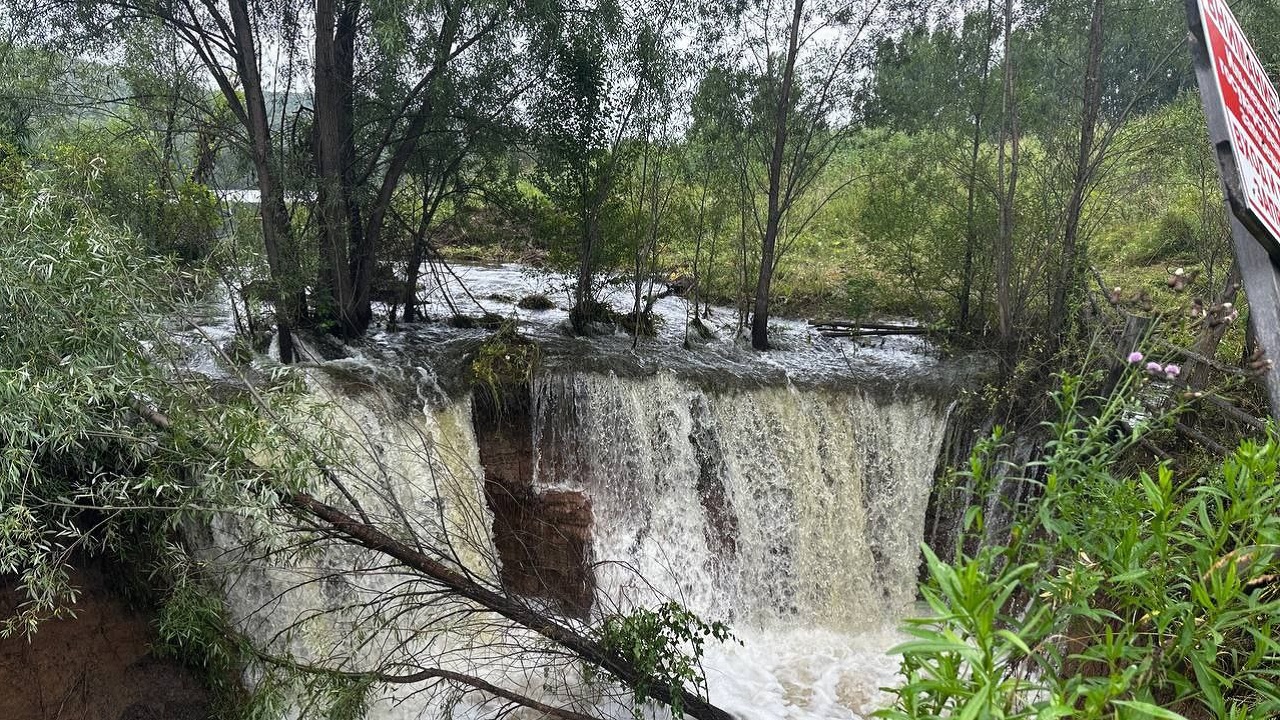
[43,126,222,262]
[0,139,23,195]
[470,322,540,395]
[0,154,312,634]
[880,372,1280,720]
[599,601,737,720]
[155,571,265,717]
[0,161,182,635]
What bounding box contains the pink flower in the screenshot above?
[1145,361,1163,375]
[1164,364,1181,380]
[1127,351,1144,363]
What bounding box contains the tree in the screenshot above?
[719,0,892,349]
[530,0,687,334]
[21,0,527,353]
[0,156,739,720]
[865,3,1003,329]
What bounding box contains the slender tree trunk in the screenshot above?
[994,0,1018,355]
[227,0,302,363]
[402,182,449,323]
[314,0,362,338]
[573,206,600,332]
[359,6,470,336]
[364,98,433,322]
[1047,0,1105,348]
[191,128,218,186]
[686,160,712,344]
[751,0,804,351]
[959,0,997,330]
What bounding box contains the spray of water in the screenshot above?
[208,367,949,720]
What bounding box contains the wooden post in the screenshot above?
[1186,0,1280,419]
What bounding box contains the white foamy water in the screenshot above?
[368,263,982,393]
[183,267,962,720]
[529,372,949,720]
[704,627,906,720]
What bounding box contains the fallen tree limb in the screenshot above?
[280,491,732,720]
[135,400,734,720]
[809,319,928,331]
[245,642,604,720]
[1173,420,1229,456]
[816,328,929,338]
[1195,392,1268,432]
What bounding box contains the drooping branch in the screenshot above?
[244,643,606,720]
[279,491,734,720]
[133,400,736,720]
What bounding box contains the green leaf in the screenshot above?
[996,629,1032,657]
[1111,700,1190,719]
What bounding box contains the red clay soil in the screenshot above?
[473,389,596,617]
[0,566,211,720]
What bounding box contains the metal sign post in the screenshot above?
[1187,0,1280,419]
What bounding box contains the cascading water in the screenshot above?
[185,264,976,720]
[529,372,951,719]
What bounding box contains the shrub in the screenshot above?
[597,601,737,720]
[880,371,1280,720]
[470,323,540,393]
[516,293,556,310]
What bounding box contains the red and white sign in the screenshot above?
[1198,0,1280,243]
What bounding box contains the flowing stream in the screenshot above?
[186,264,975,720]
[530,372,950,718]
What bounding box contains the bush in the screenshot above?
[880,371,1280,720]
[516,293,556,310]
[598,601,736,720]
[470,323,540,394]
[42,126,221,263]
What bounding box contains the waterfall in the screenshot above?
[527,372,951,720]
[205,364,952,720]
[531,372,950,630]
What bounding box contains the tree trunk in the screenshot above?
[191,128,217,186]
[751,0,805,351]
[227,0,303,363]
[402,182,449,323]
[959,0,996,330]
[572,209,600,333]
[1047,0,1105,348]
[359,6,470,336]
[994,0,1019,356]
[313,0,362,339]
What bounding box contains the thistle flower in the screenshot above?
[1163,364,1181,380]
[1145,361,1163,375]
[1127,351,1144,363]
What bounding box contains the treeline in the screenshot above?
[2,0,1277,366]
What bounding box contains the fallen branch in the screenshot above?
[816,327,929,338]
[809,319,927,331]
[134,401,734,720]
[1195,392,1268,432]
[1173,420,1229,456]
